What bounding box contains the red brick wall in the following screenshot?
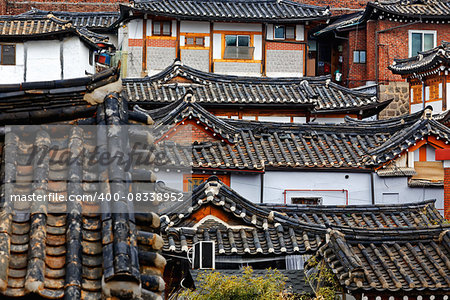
[344,20,450,87]
[445,168,450,220]
[293,0,369,12]
[3,0,124,14]
[163,120,221,145]
[266,42,305,51]
[147,38,177,48]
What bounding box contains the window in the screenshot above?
[223,35,254,60]
[186,36,205,47]
[409,30,436,57]
[274,25,295,40]
[353,50,366,64]
[291,197,322,205]
[153,21,171,36]
[1,44,15,65]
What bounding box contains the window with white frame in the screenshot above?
[409,30,436,57]
[353,50,366,63]
[223,35,254,60]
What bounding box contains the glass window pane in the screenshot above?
[411,32,422,56]
[225,35,237,46]
[237,35,250,47]
[195,37,204,45]
[162,22,171,35]
[153,21,161,35]
[360,51,366,63]
[274,25,285,39]
[2,45,15,65]
[286,26,295,39]
[353,51,359,63]
[424,33,434,51]
[186,37,194,45]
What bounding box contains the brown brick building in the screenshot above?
[0,0,124,14]
[315,0,450,118]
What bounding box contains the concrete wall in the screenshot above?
[214,61,261,76]
[180,49,209,72]
[147,46,176,72]
[266,49,303,77]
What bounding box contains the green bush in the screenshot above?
[179,267,295,300]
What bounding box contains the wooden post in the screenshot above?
[210,22,214,72]
[142,18,147,75]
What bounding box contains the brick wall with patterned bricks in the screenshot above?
[162,121,221,145]
[3,0,124,14]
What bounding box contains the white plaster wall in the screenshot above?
[213,22,262,32]
[63,37,93,79]
[154,171,184,191]
[0,43,24,83]
[426,100,442,113]
[180,21,210,33]
[293,117,306,123]
[258,116,291,123]
[295,25,304,41]
[128,19,144,39]
[411,103,423,113]
[230,174,261,203]
[253,34,262,60]
[312,117,346,124]
[213,33,222,59]
[263,171,372,205]
[26,40,61,82]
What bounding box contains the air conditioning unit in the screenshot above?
[192,241,215,269]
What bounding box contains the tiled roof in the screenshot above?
[309,227,450,293]
[159,177,446,256]
[389,42,450,76]
[124,0,330,22]
[0,67,120,125]
[123,61,387,117]
[0,77,165,299]
[20,8,119,31]
[0,15,110,48]
[142,96,450,171]
[190,269,312,294]
[367,0,450,19]
[313,12,363,36]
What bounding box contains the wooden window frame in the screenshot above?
[153,20,172,36]
[223,34,254,60]
[1,44,16,65]
[273,25,296,41]
[185,35,205,48]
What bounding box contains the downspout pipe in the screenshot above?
[375,19,421,96]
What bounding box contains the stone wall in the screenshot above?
[180,49,210,72]
[126,47,143,78]
[378,81,409,119]
[214,62,261,76]
[266,49,303,76]
[147,47,176,73]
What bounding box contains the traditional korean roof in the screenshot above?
[313,12,364,36]
[159,177,446,259]
[123,61,387,117]
[121,0,330,22]
[0,67,120,125]
[142,97,450,171]
[0,14,111,48]
[0,78,165,299]
[389,42,450,76]
[363,0,450,21]
[19,8,119,31]
[190,269,313,295]
[308,226,450,293]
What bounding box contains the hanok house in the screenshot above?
[115,0,330,78]
[0,14,113,84]
[18,8,120,49]
[312,0,450,118]
[132,93,450,216]
[0,68,167,299]
[123,60,389,123]
[159,176,450,298]
[389,41,450,114]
